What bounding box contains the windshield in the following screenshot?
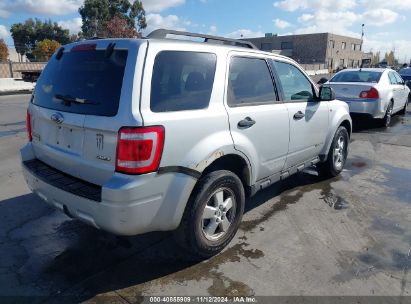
[330,71,382,83]
[33,49,128,116]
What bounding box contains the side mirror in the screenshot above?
[319,86,336,101]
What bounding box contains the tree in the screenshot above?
[0,39,8,62]
[32,39,61,61]
[79,0,146,38]
[10,18,71,61]
[384,51,395,66]
[106,16,138,38]
[371,51,380,66]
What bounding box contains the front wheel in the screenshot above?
[175,170,245,259]
[399,95,409,115]
[318,126,349,177]
[381,101,394,127]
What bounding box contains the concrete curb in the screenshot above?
[0,90,33,96]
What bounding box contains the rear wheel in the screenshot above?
[399,95,409,115]
[175,170,245,259]
[318,126,349,178]
[381,101,394,127]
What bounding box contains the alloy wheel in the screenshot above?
[333,135,346,170]
[201,187,236,241]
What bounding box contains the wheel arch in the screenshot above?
[320,112,352,160]
[200,154,251,192]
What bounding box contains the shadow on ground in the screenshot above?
[351,110,410,133]
[0,170,337,302]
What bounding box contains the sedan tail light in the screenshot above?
[115,126,165,174]
[26,110,32,142]
[359,87,379,99]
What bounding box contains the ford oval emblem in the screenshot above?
[50,112,64,124]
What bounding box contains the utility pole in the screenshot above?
[361,24,364,49]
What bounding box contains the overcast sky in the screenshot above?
[0,0,410,62]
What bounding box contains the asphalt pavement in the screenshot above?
[0,94,410,303]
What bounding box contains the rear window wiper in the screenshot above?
[54,94,100,106]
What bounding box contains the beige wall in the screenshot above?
[0,62,46,78]
[325,33,363,70]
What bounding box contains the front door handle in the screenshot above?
[238,117,256,128]
[293,111,305,120]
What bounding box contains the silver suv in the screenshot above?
[21,29,351,258]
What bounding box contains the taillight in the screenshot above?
[115,126,165,174]
[359,87,379,99]
[26,110,32,142]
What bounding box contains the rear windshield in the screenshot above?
[330,71,382,83]
[33,49,128,116]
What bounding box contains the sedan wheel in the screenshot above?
[399,96,409,115]
[382,102,393,127]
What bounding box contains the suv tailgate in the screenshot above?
[29,39,145,185]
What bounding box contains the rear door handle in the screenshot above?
[293,111,305,120]
[238,117,256,128]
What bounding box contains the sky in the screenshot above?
[0,0,411,62]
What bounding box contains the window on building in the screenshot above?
[349,59,354,67]
[339,59,345,67]
[261,43,272,51]
[327,58,333,69]
[351,43,355,50]
[281,41,293,50]
[341,42,346,50]
[355,44,361,51]
[329,40,335,48]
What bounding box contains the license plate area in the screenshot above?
[52,124,83,154]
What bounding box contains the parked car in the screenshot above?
[325,68,409,127]
[399,67,411,90]
[21,29,351,258]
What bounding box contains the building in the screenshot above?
[246,33,371,72]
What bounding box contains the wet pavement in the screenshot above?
[0,94,410,302]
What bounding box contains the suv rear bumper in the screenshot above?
[21,143,197,236]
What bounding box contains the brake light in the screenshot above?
[116,126,165,174]
[359,87,379,99]
[71,44,96,52]
[26,110,32,142]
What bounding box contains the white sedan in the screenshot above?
[325,68,409,127]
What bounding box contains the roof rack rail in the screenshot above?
[147,29,258,50]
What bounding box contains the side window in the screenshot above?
[150,51,216,112]
[272,60,315,101]
[388,72,398,85]
[393,72,404,84]
[227,57,276,107]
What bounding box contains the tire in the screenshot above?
[174,170,245,259]
[317,126,349,178]
[399,95,409,115]
[381,101,394,127]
